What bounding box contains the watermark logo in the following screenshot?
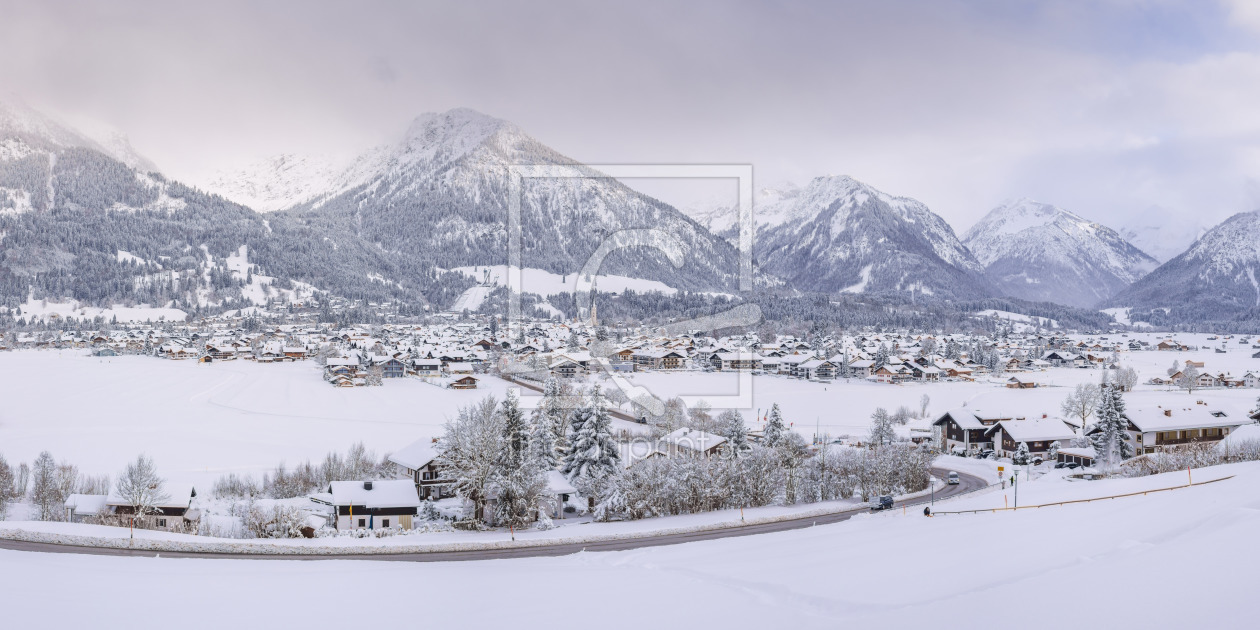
[506,164,760,414]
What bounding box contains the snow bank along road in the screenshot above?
[0,467,986,561]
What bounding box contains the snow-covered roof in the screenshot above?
[1127,406,1244,432]
[545,470,577,495]
[388,437,440,471]
[106,483,195,509]
[64,493,109,516]
[328,480,422,508]
[986,417,1078,443]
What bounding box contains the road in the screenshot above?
[0,467,987,562]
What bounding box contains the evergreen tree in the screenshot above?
[500,390,528,470]
[718,409,751,457]
[1090,385,1134,470]
[763,403,787,448]
[562,387,620,486]
[1013,442,1030,465]
[874,343,890,370]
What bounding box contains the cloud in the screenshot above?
[0,0,1256,248]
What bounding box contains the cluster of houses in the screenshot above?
[933,396,1259,467]
[1148,359,1260,389]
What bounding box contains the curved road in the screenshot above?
[0,467,986,562]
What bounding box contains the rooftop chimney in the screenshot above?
[364,481,373,490]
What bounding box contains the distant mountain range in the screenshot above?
[963,199,1158,308]
[3,100,1256,325]
[1108,210,1260,323]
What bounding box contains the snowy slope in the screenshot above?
[964,199,1158,308]
[4,460,1259,628]
[0,99,158,172]
[756,175,991,299]
[1108,210,1260,321]
[204,153,347,212]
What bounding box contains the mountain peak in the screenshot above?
[399,107,515,157]
[965,199,1157,307]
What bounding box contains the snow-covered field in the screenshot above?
[0,352,512,488]
[4,459,1258,628]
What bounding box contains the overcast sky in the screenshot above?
[3,0,1259,239]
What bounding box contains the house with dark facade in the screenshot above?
[327,480,423,531]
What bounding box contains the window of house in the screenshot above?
[382,519,390,528]
[358,518,366,528]
[158,519,166,527]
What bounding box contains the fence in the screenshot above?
[930,475,1233,516]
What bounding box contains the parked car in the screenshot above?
[946,471,960,485]
[871,495,894,511]
[1054,462,1067,469]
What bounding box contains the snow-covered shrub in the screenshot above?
[243,503,307,539]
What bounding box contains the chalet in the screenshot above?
[412,358,442,377]
[62,494,109,523]
[1115,406,1247,455]
[1005,376,1037,389]
[549,358,582,379]
[654,428,728,459]
[711,352,762,371]
[104,484,198,531]
[848,359,875,378]
[631,348,686,370]
[450,375,479,390]
[983,416,1078,458]
[906,363,941,381]
[389,437,455,500]
[1157,340,1188,351]
[327,480,422,531]
[376,356,406,378]
[446,361,475,375]
[796,359,836,381]
[872,364,912,384]
[933,408,1023,453]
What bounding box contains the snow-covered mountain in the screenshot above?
[269,108,744,293]
[682,183,809,239]
[755,175,991,299]
[963,199,1158,308]
[0,99,158,173]
[1108,210,1260,322]
[0,101,478,316]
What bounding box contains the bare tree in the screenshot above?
[29,451,62,521]
[1060,383,1102,432]
[1115,366,1139,392]
[918,394,931,419]
[0,455,16,520]
[868,408,896,446]
[436,396,504,521]
[115,454,170,526]
[1179,363,1201,394]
